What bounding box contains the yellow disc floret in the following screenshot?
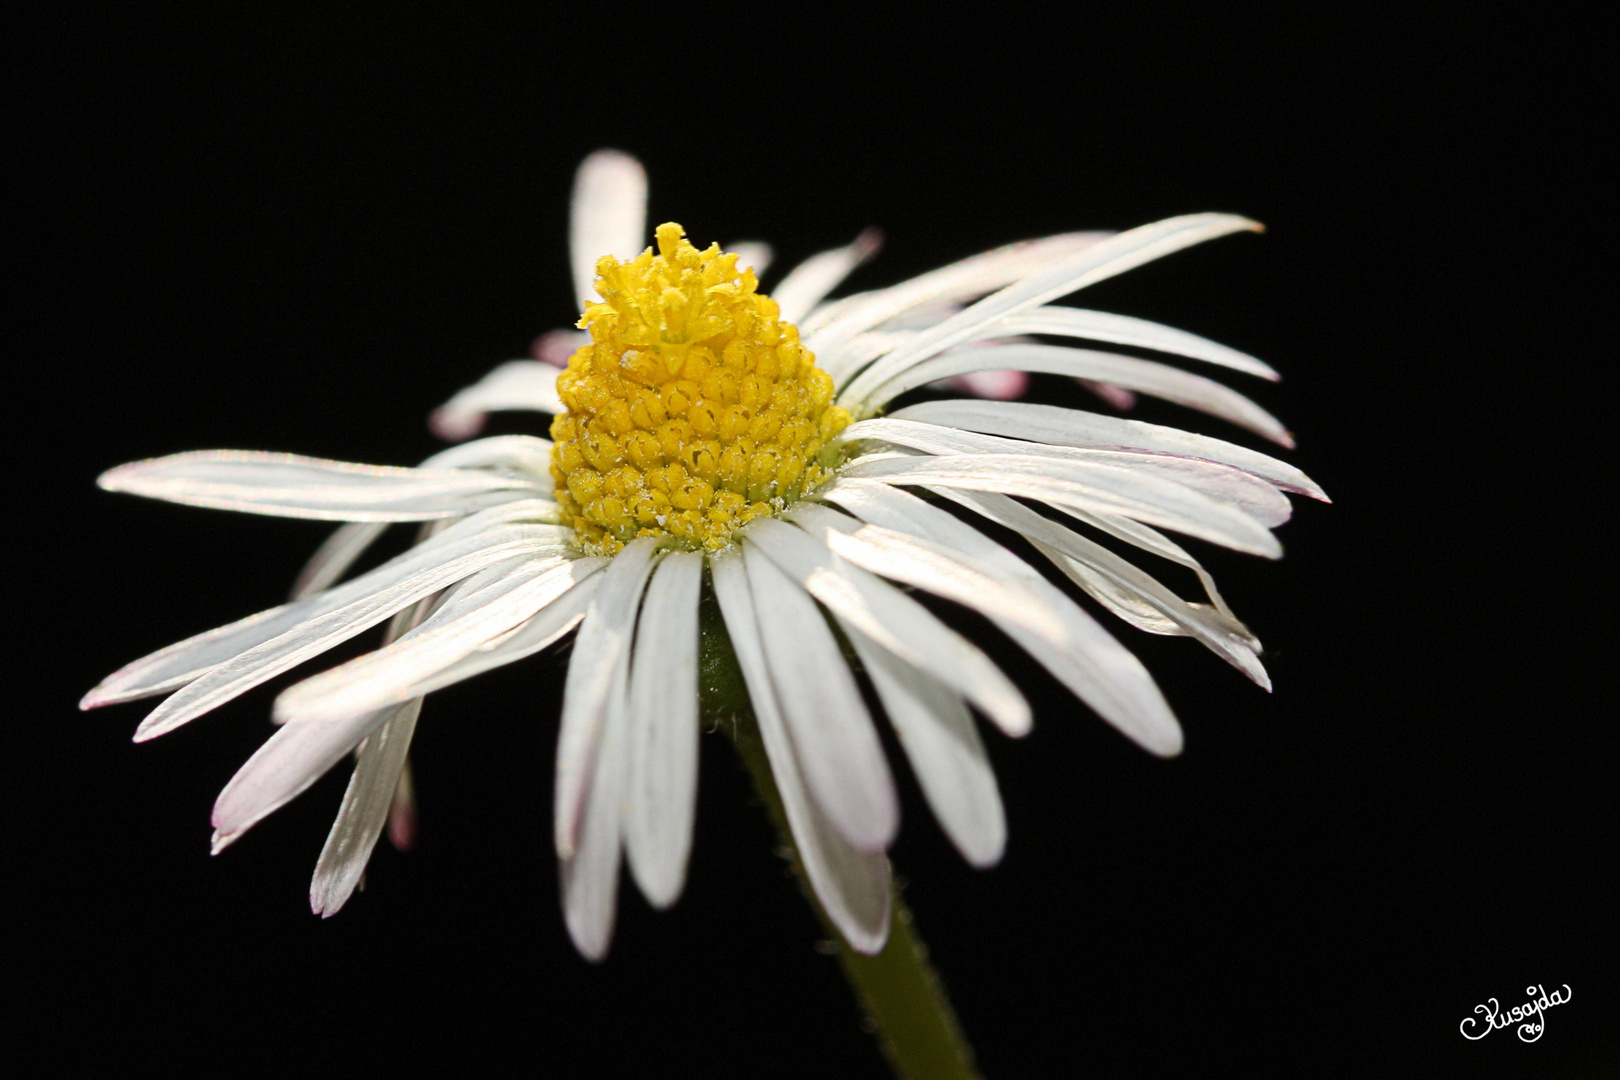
[551,223,851,555]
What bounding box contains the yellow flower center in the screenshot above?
[550,223,852,554]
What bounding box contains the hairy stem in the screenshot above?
[700,586,981,1080]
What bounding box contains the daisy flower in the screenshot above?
[83,149,1323,971]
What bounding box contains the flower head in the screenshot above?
[84,149,1324,960]
[552,222,849,553]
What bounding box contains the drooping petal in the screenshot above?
[387,565,606,699]
[837,418,1293,528]
[891,399,1326,501]
[561,667,629,961]
[741,543,898,853]
[132,527,567,741]
[623,551,703,910]
[745,516,1030,736]
[845,632,1006,868]
[570,149,648,311]
[554,538,660,858]
[770,229,882,325]
[97,450,547,521]
[836,214,1262,403]
[816,482,1183,757]
[429,361,565,441]
[83,501,561,709]
[937,489,1270,687]
[273,556,593,724]
[209,700,410,853]
[839,452,1283,558]
[309,698,422,916]
[711,549,891,954]
[862,343,1292,447]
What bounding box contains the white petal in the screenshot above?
[837,418,1293,528]
[82,500,562,709]
[623,551,703,909]
[839,452,1283,558]
[210,699,410,851]
[725,241,774,279]
[807,231,1112,371]
[98,450,546,521]
[819,481,1182,756]
[429,362,565,441]
[561,668,629,961]
[711,549,891,954]
[291,522,391,600]
[770,229,882,325]
[570,149,648,311]
[132,527,565,741]
[745,516,1030,736]
[554,538,661,858]
[845,632,1005,868]
[309,698,422,916]
[938,489,1270,688]
[273,556,592,724]
[863,343,1292,446]
[419,434,556,479]
[289,436,562,599]
[391,565,606,699]
[837,214,1262,404]
[985,306,1279,380]
[741,543,898,853]
[891,399,1326,501]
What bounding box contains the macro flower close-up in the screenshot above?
[17,9,1604,1077]
[78,147,1323,1073]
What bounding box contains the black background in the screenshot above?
[7,6,1610,1077]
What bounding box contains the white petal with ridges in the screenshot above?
[845,632,1006,868]
[562,670,629,961]
[863,344,1292,446]
[623,551,703,909]
[837,214,1262,403]
[840,452,1282,558]
[273,556,592,724]
[819,481,1182,756]
[209,700,411,853]
[746,516,1030,737]
[891,399,1325,500]
[984,306,1279,379]
[83,500,562,709]
[132,528,566,741]
[741,543,898,854]
[97,451,546,521]
[938,489,1269,687]
[837,418,1292,528]
[807,231,1111,367]
[554,538,660,858]
[711,550,891,954]
[309,697,421,916]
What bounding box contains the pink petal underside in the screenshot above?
[939,370,1030,399]
[532,329,589,367]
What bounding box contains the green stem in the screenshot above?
[701,589,981,1080]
